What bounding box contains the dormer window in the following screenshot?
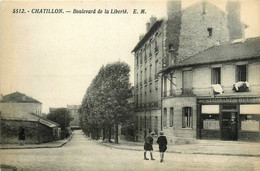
[207,28,212,38]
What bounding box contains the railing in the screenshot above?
[182,88,194,96]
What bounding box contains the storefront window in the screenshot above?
[201,105,220,130]
[239,105,260,132]
[201,114,220,130]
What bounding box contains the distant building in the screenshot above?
[132,0,247,141]
[0,92,60,144]
[67,105,81,130]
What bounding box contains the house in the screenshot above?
[160,37,260,142]
[0,92,60,144]
[132,0,246,141]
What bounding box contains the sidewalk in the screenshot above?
[99,138,260,157]
[0,134,73,149]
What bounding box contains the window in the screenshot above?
[170,107,174,127]
[163,108,167,127]
[237,65,247,82]
[140,117,143,131]
[136,53,139,67]
[136,117,138,130]
[164,76,167,97]
[211,67,221,84]
[183,70,193,94]
[182,107,192,128]
[207,28,212,37]
[155,116,158,135]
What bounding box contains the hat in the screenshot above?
[150,132,155,135]
[159,131,164,135]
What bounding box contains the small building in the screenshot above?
[160,37,260,142]
[0,111,60,144]
[0,92,60,144]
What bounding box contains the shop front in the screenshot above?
[197,96,260,142]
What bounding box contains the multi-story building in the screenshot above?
[132,0,246,141]
[161,37,260,142]
[67,105,81,130]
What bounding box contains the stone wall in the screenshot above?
[0,120,54,144]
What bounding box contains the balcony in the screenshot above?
[182,88,194,96]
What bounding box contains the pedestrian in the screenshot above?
[18,126,25,146]
[144,132,155,160]
[157,131,167,163]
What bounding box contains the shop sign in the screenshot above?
[198,97,260,104]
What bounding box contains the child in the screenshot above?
[157,131,167,162]
[144,132,155,160]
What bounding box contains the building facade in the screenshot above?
[0,92,60,144]
[67,105,81,130]
[0,92,42,116]
[132,0,246,142]
[161,37,260,142]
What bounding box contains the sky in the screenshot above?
[1,0,259,113]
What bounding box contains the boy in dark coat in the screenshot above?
[144,132,155,160]
[157,131,167,163]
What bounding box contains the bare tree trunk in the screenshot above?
[115,124,119,144]
[103,128,106,141]
[108,127,112,143]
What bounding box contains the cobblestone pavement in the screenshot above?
[0,131,259,171]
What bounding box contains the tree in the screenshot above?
[80,61,133,143]
[47,108,74,139]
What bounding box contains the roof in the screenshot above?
[161,37,260,73]
[0,92,42,104]
[1,111,59,128]
[132,19,164,52]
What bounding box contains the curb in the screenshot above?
[0,133,73,150]
[99,142,260,157]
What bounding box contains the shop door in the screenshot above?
[221,111,238,140]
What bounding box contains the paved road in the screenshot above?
[0,130,259,171]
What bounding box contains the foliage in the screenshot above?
[80,61,133,142]
[47,108,74,138]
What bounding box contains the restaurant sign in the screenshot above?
[197,97,260,104]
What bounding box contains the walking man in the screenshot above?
[144,132,155,160]
[157,131,167,163]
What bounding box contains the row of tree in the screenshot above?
[79,61,133,143]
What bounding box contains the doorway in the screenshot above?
[221,105,238,140]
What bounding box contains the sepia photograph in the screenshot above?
[0,0,260,170]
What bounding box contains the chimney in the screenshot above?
[139,34,144,41]
[0,94,3,101]
[150,16,157,27]
[167,0,182,20]
[227,0,243,41]
[146,22,151,31]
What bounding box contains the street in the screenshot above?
[0,130,259,171]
